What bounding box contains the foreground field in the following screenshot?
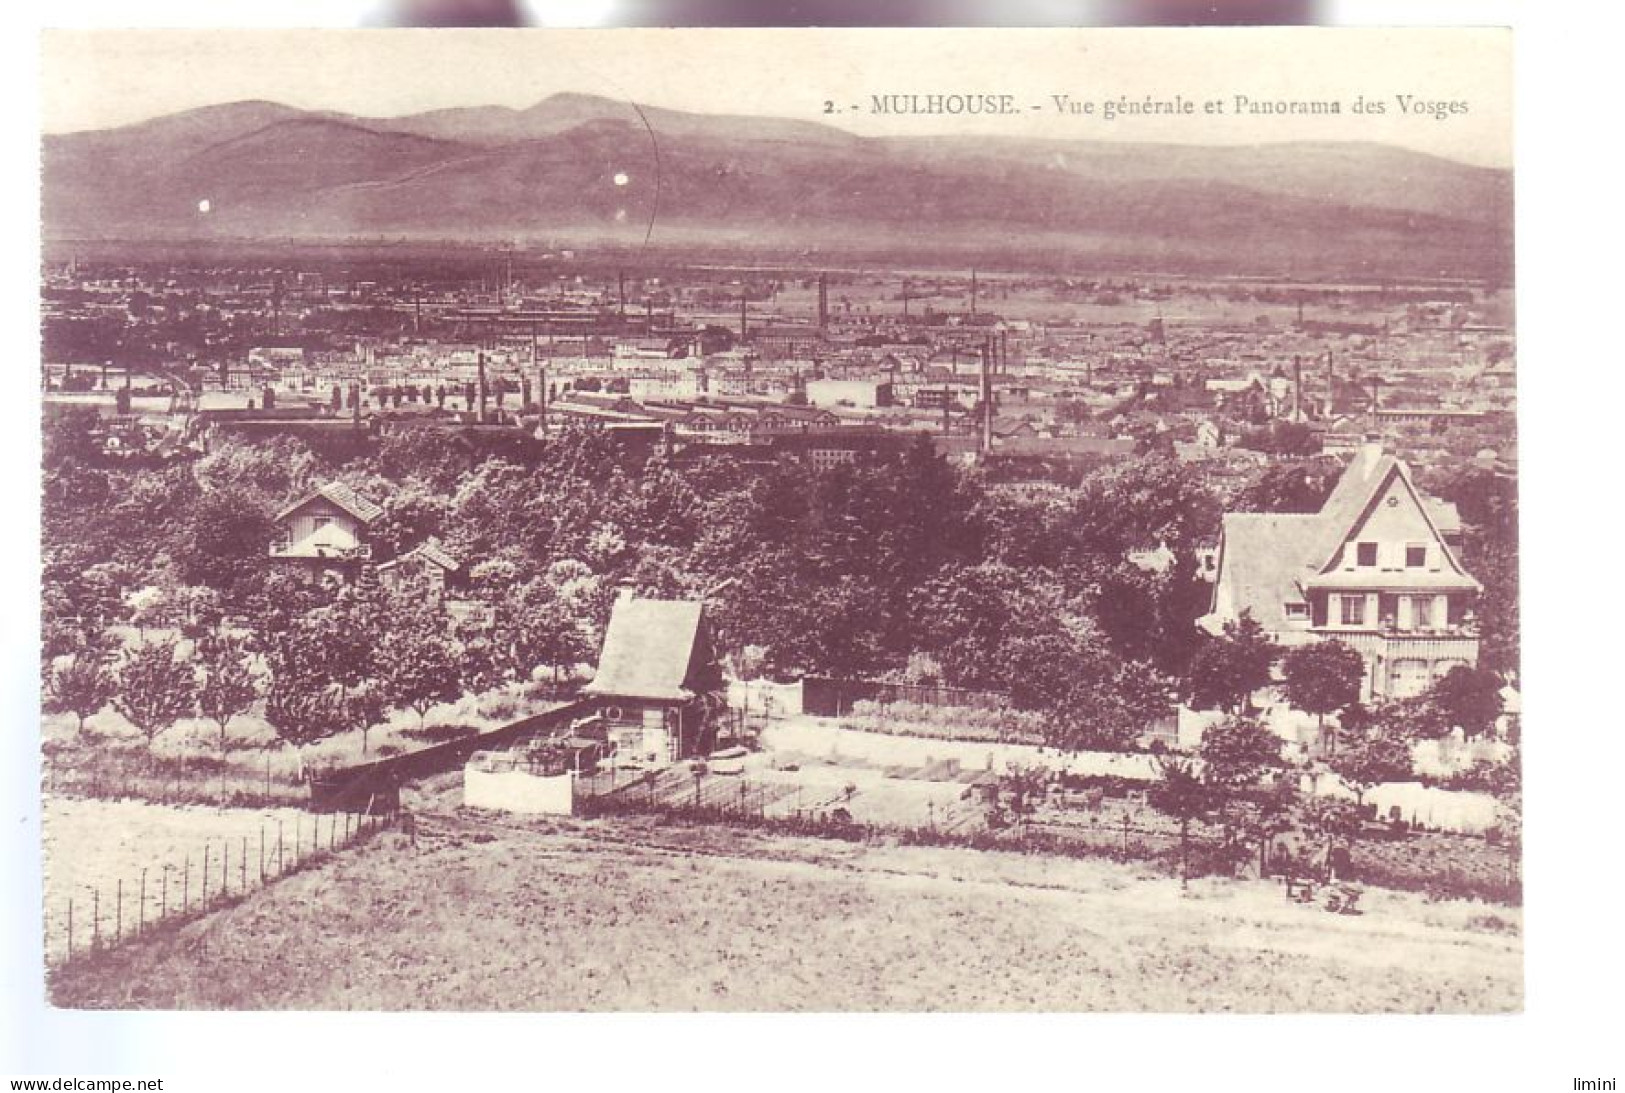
[50,803,1522,1012]
[42,797,367,963]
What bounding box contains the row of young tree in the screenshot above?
[41,576,598,776]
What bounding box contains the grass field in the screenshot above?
[49,797,1521,1013]
[42,797,361,963]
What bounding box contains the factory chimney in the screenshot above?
[618,270,627,319]
[817,273,829,331]
[739,291,748,341]
[477,351,489,424]
[1292,355,1303,422]
[969,269,978,316]
[538,364,548,437]
[979,338,994,457]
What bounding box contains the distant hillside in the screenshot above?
[42,93,1512,279]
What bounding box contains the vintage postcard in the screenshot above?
[36,26,1518,1013]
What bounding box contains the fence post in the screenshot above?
[330,812,337,851]
[277,821,284,875]
[259,827,266,883]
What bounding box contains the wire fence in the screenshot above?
[47,807,395,968]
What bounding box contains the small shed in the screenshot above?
[582,593,724,767]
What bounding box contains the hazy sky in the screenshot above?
[40,27,1512,166]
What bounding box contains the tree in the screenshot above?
[1184,612,1278,713]
[45,648,115,736]
[1426,665,1504,739]
[195,633,261,753]
[1328,721,1414,806]
[376,606,464,732]
[1280,641,1365,753]
[261,668,349,781]
[1148,756,1218,890]
[112,639,198,751]
[1198,714,1282,794]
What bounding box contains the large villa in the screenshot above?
[1203,445,1482,701]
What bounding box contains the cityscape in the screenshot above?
[37,38,1520,1017]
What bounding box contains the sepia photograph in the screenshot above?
[30,25,1524,1017]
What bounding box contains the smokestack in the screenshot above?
[970,269,978,316]
[979,339,994,457]
[817,273,828,331]
[739,291,748,341]
[538,364,548,437]
[1293,355,1303,422]
[477,351,489,424]
[618,270,627,318]
[413,288,422,335]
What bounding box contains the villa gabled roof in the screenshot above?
[276,481,385,525]
[1208,447,1482,631]
[1305,450,1476,586]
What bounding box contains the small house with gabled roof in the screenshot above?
[376,536,464,601]
[582,592,724,768]
[269,481,384,579]
[1202,445,1482,701]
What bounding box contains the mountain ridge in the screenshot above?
[42,94,1513,279]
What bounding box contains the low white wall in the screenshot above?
[1305,773,1500,834]
[766,719,1502,834]
[463,767,574,815]
[760,718,1160,781]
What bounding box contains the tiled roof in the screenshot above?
[403,536,461,572]
[1212,512,1323,631]
[276,481,385,524]
[583,597,706,703]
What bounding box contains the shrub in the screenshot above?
[400,724,478,744]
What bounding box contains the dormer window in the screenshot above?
[1356,542,1378,567]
